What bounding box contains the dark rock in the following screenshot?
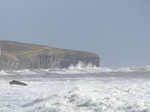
[9,80,27,86]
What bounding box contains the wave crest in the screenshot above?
[68,61,95,70]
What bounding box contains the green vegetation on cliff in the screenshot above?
[0,41,100,70]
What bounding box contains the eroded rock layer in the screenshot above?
[0,41,100,70]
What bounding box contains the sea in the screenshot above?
[1,62,150,112]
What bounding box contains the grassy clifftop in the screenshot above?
[0,41,99,69]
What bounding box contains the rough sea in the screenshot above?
[1,62,150,112]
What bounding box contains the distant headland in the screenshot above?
[0,41,100,70]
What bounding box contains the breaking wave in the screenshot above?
[1,62,150,112]
[1,61,150,75]
[17,79,150,112]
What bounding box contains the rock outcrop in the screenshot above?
[9,80,27,86]
[0,41,100,70]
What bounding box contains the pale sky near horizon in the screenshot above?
[0,0,150,67]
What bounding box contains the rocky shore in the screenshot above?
[0,41,100,70]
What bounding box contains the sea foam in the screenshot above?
[1,64,150,111]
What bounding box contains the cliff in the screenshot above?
[0,41,100,70]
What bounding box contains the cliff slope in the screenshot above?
[0,41,100,70]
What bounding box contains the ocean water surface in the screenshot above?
[1,63,150,112]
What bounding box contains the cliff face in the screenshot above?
[0,41,100,70]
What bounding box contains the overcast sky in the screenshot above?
[0,0,150,67]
